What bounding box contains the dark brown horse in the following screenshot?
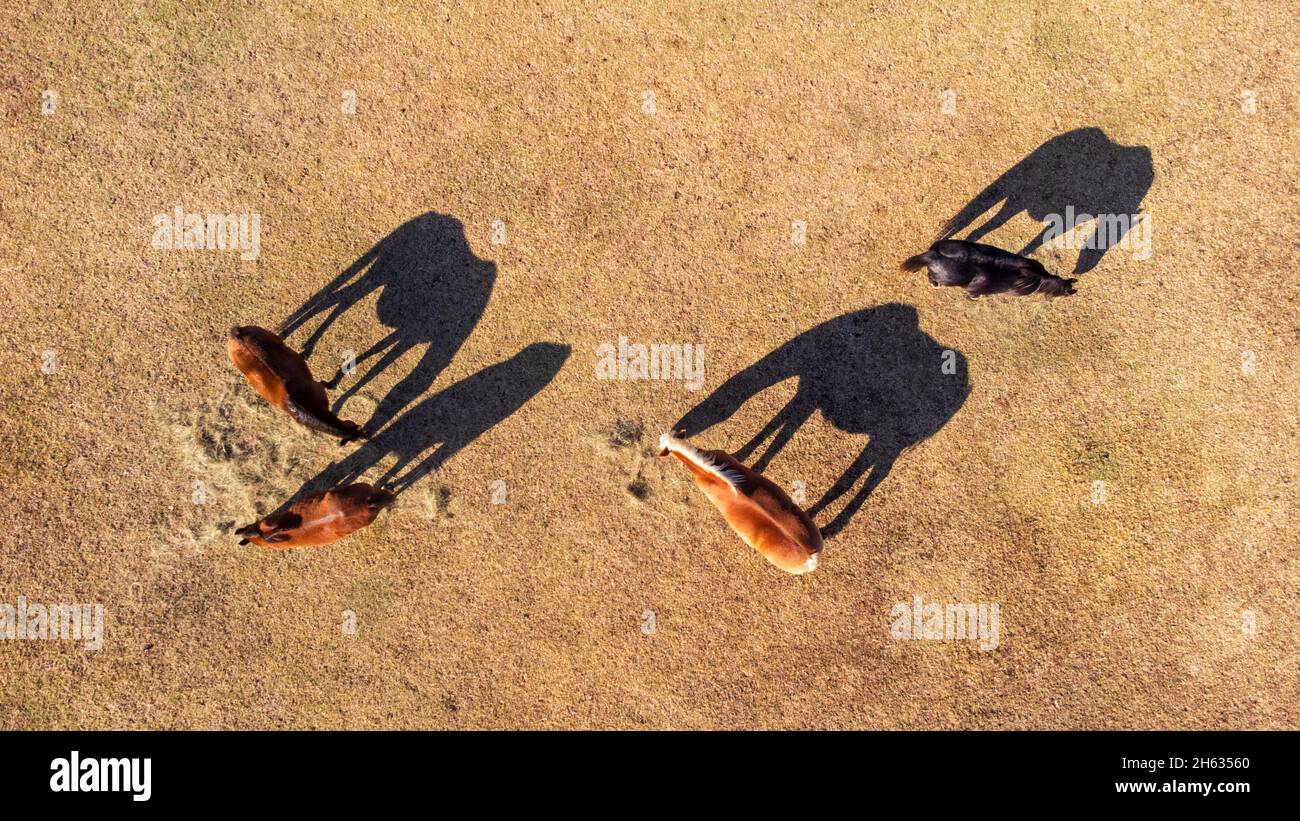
[236,483,394,549]
[902,240,1077,298]
[227,325,366,444]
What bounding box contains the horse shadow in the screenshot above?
[674,304,970,538]
[938,127,1153,275]
[294,342,571,500]
[280,211,496,434]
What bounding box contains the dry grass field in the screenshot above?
[1,1,1296,728]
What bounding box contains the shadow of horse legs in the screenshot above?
[291,343,571,503]
[806,436,902,538]
[279,212,497,434]
[742,393,816,472]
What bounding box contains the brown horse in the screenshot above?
[236,483,394,548]
[659,431,821,575]
[227,325,366,444]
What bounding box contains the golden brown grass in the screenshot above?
[1,0,1296,728]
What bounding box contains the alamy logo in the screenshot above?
[1041,207,1151,261]
[1,596,103,650]
[50,751,151,802]
[151,205,261,260]
[595,337,705,391]
[890,595,1000,651]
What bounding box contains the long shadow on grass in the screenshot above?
[278,213,569,502]
[280,212,496,435]
[938,127,1153,275]
[293,342,570,500]
[674,304,970,539]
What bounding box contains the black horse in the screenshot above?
[675,304,970,538]
[939,127,1153,275]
